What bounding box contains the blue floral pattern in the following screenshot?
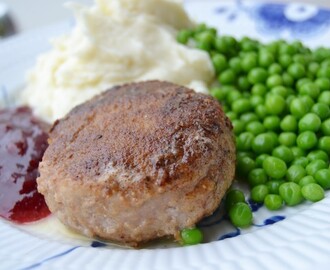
[252,3,330,38]
[199,201,286,242]
[213,0,330,39]
[20,241,107,270]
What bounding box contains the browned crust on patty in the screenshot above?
[38,80,235,246]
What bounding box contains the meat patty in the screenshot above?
[37,80,235,246]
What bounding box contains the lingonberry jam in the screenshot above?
[0,107,50,223]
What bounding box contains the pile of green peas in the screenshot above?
[177,24,330,230]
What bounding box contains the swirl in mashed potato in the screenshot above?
[21,0,214,122]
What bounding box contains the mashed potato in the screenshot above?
[21,0,214,122]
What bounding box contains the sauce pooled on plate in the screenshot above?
[0,107,50,223]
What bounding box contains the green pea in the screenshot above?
[314,169,330,189]
[218,69,236,85]
[290,98,309,118]
[291,157,309,168]
[229,202,253,227]
[263,156,287,179]
[286,90,295,98]
[229,57,242,74]
[264,194,283,210]
[212,54,228,73]
[315,78,330,91]
[296,131,318,150]
[263,116,281,131]
[291,147,306,159]
[286,165,306,183]
[241,54,258,72]
[267,180,285,194]
[210,87,227,101]
[278,54,292,68]
[248,168,268,186]
[246,121,266,135]
[280,115,298,132]
[308,62,320,75]
[293,54,307,65]
[267,131,279,147]
[238,76,251,91]
[226,112,237,121]
[240,112,259,124]
[214,37,230,54]
[265,94,286,115]
[317,66,330,78]
[287,62,306,79]
[196,40,212,51]
[279,43,296,55]
[318,136,330,154]
[278,132,296,147]
[298,82,320,99]
[305,160,328,176]
[313,47,330,62]
[270,86,288,97]
[180,227,203,245]
[296,78,312,90]
[241,40,258,52]
[282,72,294,87]
[250,95,264,108]
[251,184,269,203]
[299,175,316,187]
[247,67,268,84]
[307,150,329,163]
[222,105,230,113]
[227,90,242,105]
[268,63,282,74]
[176,30,192,44]
[237,132,255,151]
[298,113,321,132]
[255,154,270,167]
[252,133,275,154]
[194,23,208,33]
[292,40,304,50]
[255,104,268,119]
[237,151,255,159]
[237,156,256,175]
[321,119,330,136]
[232,119,246,135]
[264,42,278,54]
[301,183,325,202]
[321,59,330,68]
[266,74,283,89]
[251,83,267,96]
[225,189,246,210]
[232,98,252,114]
[222,35,237,48]
[299,95,315,111]
[318,91,330,105]
[272,146,294,164]
[279,182,303,206]
[311,103,330,120]
[259,51,274,67]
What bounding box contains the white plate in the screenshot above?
[1,1,330,269]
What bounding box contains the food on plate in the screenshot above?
[178,24,330,218]
[0,107,50,223]
[37,81,235,246]
[20,0,214,123]
[1,0,328,245]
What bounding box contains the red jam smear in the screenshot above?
[0,107,50,223]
